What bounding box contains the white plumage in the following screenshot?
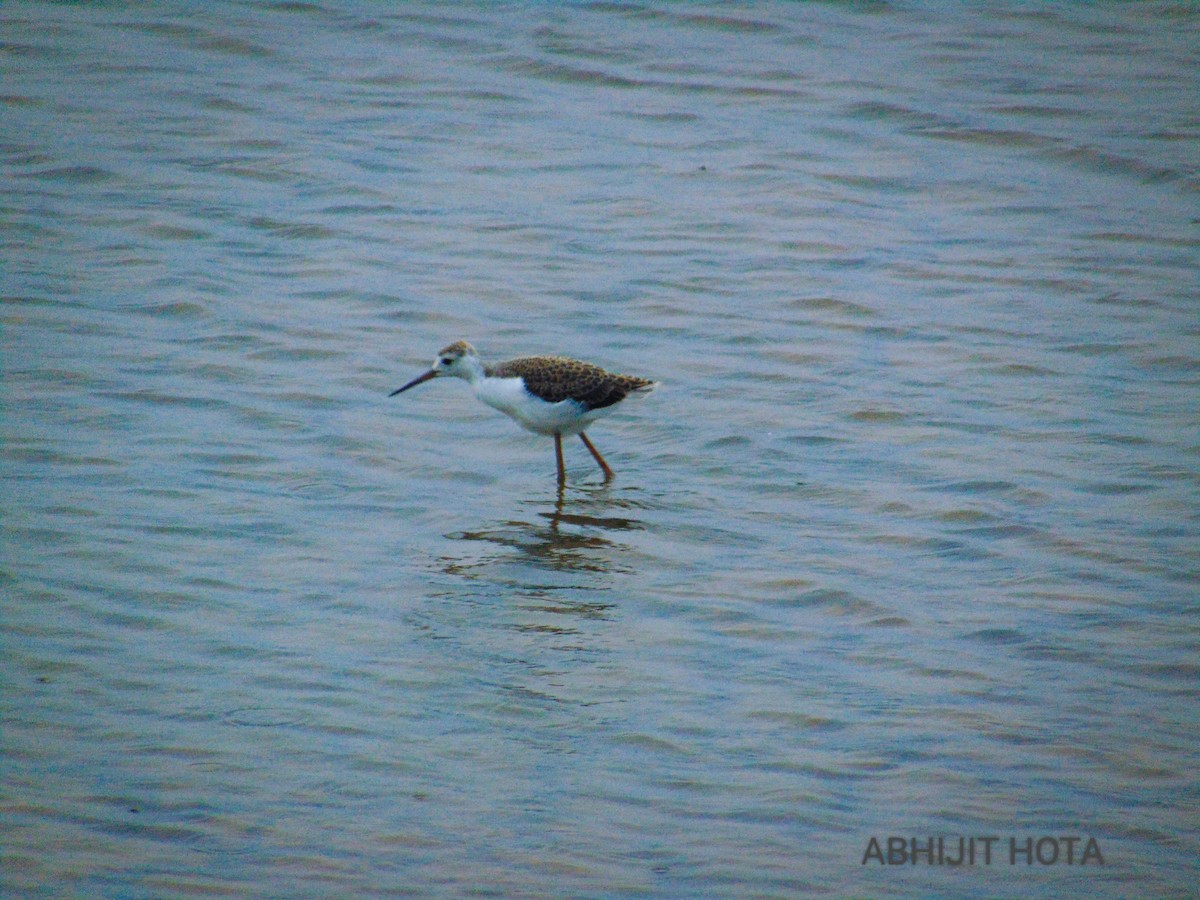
[390,340,656,482]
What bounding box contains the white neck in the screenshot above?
[457,354,487,384]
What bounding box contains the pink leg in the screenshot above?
[554,433,566,483]
[579,432,614,479]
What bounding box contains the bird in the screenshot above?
[389,340,656,482]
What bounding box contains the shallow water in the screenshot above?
[3,2,1198,897]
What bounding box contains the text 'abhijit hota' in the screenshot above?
[862,835,1104,866]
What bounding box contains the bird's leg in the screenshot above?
[579,432,614,480]
[554,432,566,484]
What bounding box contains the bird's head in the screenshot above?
[389,340,480,396]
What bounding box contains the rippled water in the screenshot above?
[3,3,1198,897]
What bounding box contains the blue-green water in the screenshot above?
[3,3,1197,897]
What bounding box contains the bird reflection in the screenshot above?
[439,483,646,579]
[427,485,654,723]
[541,479,647,531]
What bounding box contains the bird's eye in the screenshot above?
[440,358,452,366]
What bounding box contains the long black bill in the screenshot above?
[389,369,437,397]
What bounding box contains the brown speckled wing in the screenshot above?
[488,357,654,411]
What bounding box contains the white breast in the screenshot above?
[473,377,603,436]
[473,376,530,420]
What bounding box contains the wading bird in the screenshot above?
[390,341,656,482]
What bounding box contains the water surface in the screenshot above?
[3,2,1198,897]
